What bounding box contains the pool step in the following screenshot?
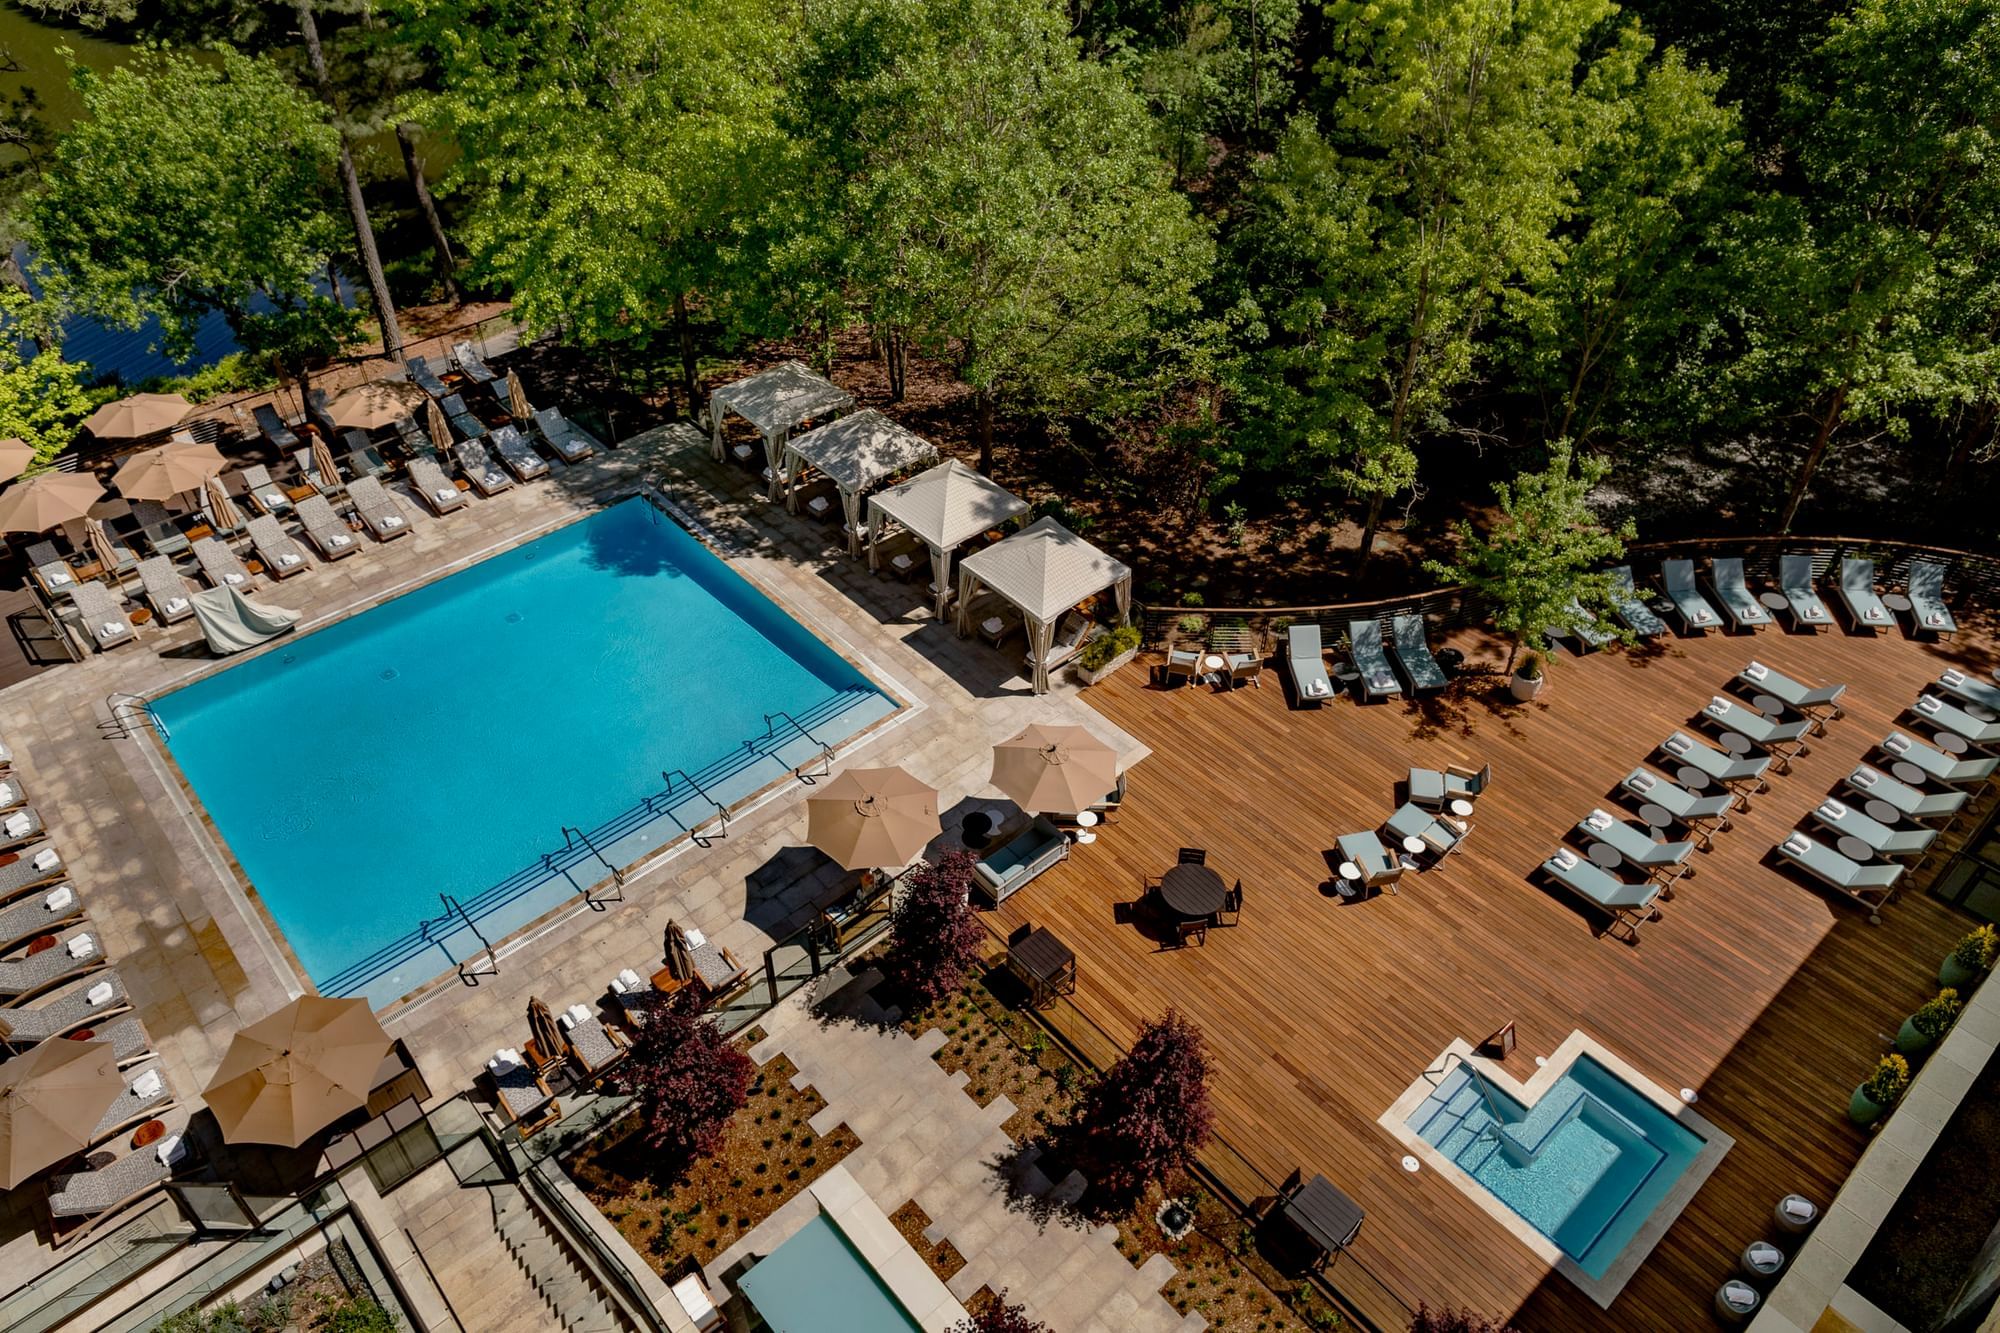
[492,1185,633,1333]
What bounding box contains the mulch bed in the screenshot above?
[896,970,1082,1142]
[1116,1183,1345,1332]
[890,1199,968,1286]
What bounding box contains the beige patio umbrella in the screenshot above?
[0,1039,124,1189]
[0,439,35,484]
[504,369,531,422]
[426,398,452,452]
[991,724,1119,815]
[202,995,392,1148]
[0,471,107,534]
[806,766,941,870]
[111,440,228,502]
[81,392,191,440]
[324,380,424,432]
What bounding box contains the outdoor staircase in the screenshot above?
[491,1184,633,1333]
[1410,1071,1506,1171]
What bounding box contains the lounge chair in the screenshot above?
[395,415,434,456]
[1698,696,1811,769]
[1575,810,1695,884]
[1619,767,1734,846]
[1558,599,1616,651]
[1283,624,1335,704]
[135,556,197,624]
[90,1061,175,1145]
[238,465,294,518]
[973,600,1021,648]
[1216,631,1262,689]
[1384,803,1467,860]
[1837,558,1892,631]
[0,969,130,1047]
[1907,559,1956,637]
[0,845,67,899]
[1778,555,1833,631]
[452,340,498,384]
[288,447,332,495]
[0,927,105,1002]
[1737,661,1845,732]
[1708,558,1771,631]
[488,424,549,481]
[27,541,79,599]
[672,924,749,997]
[1026,612,1092,674]
[130,500,190,557]
[48,1120,194,1222]
[191,537,255,590]
[1880,731,1999,785]
[0,881,82,951]
[252,403,300,451]
[407,456,469,515]
[1808,796,1936,858]
[532,406,602,463]
[452,440,513,496]
[1659,731,1770,795]
[344,476,414,543]
[0,805,44,852]
[70,583,136,652]
[1776,831,1903,923]
[1938,668,2000,714]
[0,776,21,811]
[1607,566,1667,636]
[294,495,360,561]
[1390,615,1449,692]
[556,1002,630,1081]
[1538,848,1664,941]
[1845,764,1968,820]
[407,354,452,398]
[1661,559,1723,633]
[246,515,310,578]
[440,393,487,441]
[341,430,390,480]
[1912,693,2000,746]
[1335,831,1403,891]
[487,1049,560,1137]
[1348,621,1404,701]
[304,388,340,440]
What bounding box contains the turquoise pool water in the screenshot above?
[1407,1056,1705,1279]
[154,497,892,1001]
[738,1215,923,1332]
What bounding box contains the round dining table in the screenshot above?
[1158,863,1227,919]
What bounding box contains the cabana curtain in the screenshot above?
[954,516,1133,693]
[707,361,854,497]
[778,410,937,555]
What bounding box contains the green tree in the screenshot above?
[0,290,92,464]
[1424,442,1635,670]
[27,45,359,386]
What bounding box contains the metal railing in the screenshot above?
[557,825,625,905]
[100,692,167,741]
[763,709,836,782]
[661,768,730,847]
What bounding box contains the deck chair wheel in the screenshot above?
[1868,912,1882,926]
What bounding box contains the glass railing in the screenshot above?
[0,1197,192,1333]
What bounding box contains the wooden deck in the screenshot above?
[994,617,2000,1329]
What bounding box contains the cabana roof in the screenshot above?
[786,410,937,493]
[709,360,853,437]
[959,515,1131,624]
[869,458,1027,550]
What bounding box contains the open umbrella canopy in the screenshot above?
[324,380,424,431]
[202,995,391,1148]
[806,766,940,870]
[112,441,228,502]
[82,392,191,440]
[0,471,107,534]
[0,439,35,484]
[0,1039,123,1189]
[991,724,1119,815]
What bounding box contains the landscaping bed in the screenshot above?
[896,966,1082,1142]
[568,1051,859,1276]
[1118,1182,1344,1331]
[891,1199,968,1286]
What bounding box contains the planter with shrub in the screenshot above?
[1075,625,1142,685]
[1940,925,1996,988]
[1509,652,1545,702]
[1895,989,1963,1055]
[1850,1053,1910,1124]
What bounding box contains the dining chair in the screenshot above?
[1177,848,1207,865]
[1177,919,1208,947]
[1219,881,1242,926]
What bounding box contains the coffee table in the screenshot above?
[1676,766,1711,791]
[1836,835,1873,862]
[1864,798,1901,825]
[1891,760,1928,786]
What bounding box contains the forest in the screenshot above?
[1,0,1995,600]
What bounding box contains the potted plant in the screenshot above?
[1849,1053,1910,1124]
[1941,924,1997,988]
[1510,652,1545,702]
[1075,625,1143,685]
[1896,988,1963,1055]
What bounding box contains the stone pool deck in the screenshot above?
[0,423,1145,1285]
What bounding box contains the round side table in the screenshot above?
[1336,862,1362,897]
[1719,732,1754,756]
[1965,703,1999,723]
[131,1119,166,1151]
[1891,760,1928,786]
[1935,732,1970,755]
[1401,836,1427,857]
[1588,843,1623,870]
[1638,803,1673,829]
[1752,694,1785,718]
[1448,798,1475,817]
[1863,798,1901,825]
[1677,766,1711,791]
[1758,592,1789,612]
[1835,834,1873,862]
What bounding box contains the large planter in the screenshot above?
[1076,647,1138,686]
[1940,953,1982,988]
[1894,1017,1936,1055]
[1848,1086,1886,1124]
[1509,671,1545,702]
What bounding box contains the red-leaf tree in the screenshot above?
[1069,1007,1214,1198]
[883,851,986,1011]
[620,995,754,1162]
[1410,1304,1522,1333]
[953,1291,1051,1333]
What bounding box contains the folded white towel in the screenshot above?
[891,553,916,571]
[1721,1281,1757,1312]
[224,572,245,585]
[1663,734,1688,755]
[86,980,115,1006]
[1867,606,1885,620]
[1627,771,1655,793]
[156,1134,187,1167]
[329,533,352,549]
[1695,609,1714,622]
[1586,810,1612,831]
[567,1002,593,1026]
[47,569,71,586]
[617,967,644,991]
[1884,734,1910,754]
[557,1011,577,1030]
[1745,661,1768,679]
[982,617,1004,636]
[1707,696,1730,716]
[1943,669,1966,687]
[1782,834,1811,855]
[277,553,301,567]
[1784,1197,1815,1221]
[1917,695,1941,714]
[807,496,831,515]
[44,886,73,912]
[132,1069,163,1099]
[1852,767,1877,787]
[32,848,59,871]
[67,933,94,959]
[382,515,404,529]
[1819,799,1846,819]
[1306,679,1330,697]
[487,1049,521,1075]
[1552,849,1579,870]
[434,487,456,504]
[484,472,503,486]
[684,928,707,950]
[4,812,30,838]
[100,621,124,639]
[262,491,285,508]
[0,782,12,805]
[164,598,188,614]
[1927,612,1945,626]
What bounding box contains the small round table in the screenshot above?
[24,934,56,956]
[1158,863,1227,920]
[1448,798,1475,817]
[1336,862,1362,897]
[66,1028,95,1042]
[1436,648,1465,672]
[1883,593,1913,614]
[960,812,994,849]
[1891,760,1928,786]
[130,1119,166,1151]
[1966,703,1999,723]
[1638,803,1673,829]
[1758,592,1789,612]
[1864,798,1902,825]
[1074,809,1099,846]
[1836,835,1873,862]
[1202,654,1225,683]
[1935,732,1970,755]
[1588,843,1623,869]
[1752,694,1785,718]
[1401,836,1427,857]
[1677,766,1712,791]
[1719,732,1754,756]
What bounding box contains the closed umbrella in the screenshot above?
[0,472,107,534]
[991,724,1119,815]
[81,392,191,440]
[204,473,242,532]
[311,434,341,492]
[0,438,35,484]
[112,441,228,502]
[527,997,564,1068]
[0,1039,124,1189]
[426,399,452,451]
[504,370,531,422]
[202,995,392,1148]
[806,766,940,870]
[85,517,123,572]
[324,380,424,432]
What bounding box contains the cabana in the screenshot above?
[707,360,854,497]
[956,516,1132,693]
[866,459,1029,619]
[779,410,937,554]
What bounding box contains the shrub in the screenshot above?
[620,995,754,1162]
[883,852,986,1011]
[157,1306,249,1333]
[1516,652,1542,681]
[1862,1053,1910,1106]
[1911,989,1963,1042]
[1953,925,1998,970]
[1068,1008,1213,1199]
[955,1291,1052,1332]
[1180,590,1205,608]
[1410,1304,1523,1333]
[323,1298,401,1333]
[1078,624,1140,672]
[1176,613,1207,636]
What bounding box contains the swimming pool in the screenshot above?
[1406,1055,1707,1281]
[737,1214,924,1333]
[154,497,894,1002]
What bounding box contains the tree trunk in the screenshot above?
[976,386,996,476]
[297,0,405,363]
[886,329,907,401]
[396,121,461,304]
[1355,491,1386,572]
[673,290,698,416]
[1777,385,1848,534]
[1943,402,1996,490]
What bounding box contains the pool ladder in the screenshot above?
[100,693,168,741]
[763,710,835,783]
[438,893,498,985]
[662,769,730,847]
[556,827,624,909]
